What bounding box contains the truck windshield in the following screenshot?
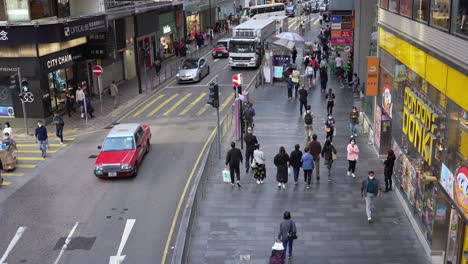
[102,137,135,151]
[230,41,255,53]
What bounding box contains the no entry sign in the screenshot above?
[232,74,242,87]
[93,65,103,77]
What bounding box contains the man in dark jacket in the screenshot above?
[349,106,359,137]
[308,134,322,180]
[244,127,258,173]
[361,171,381,223]
[298,85,308,115]
[289,144,303,185]
[225,141,243,187]
[35,120,48,158]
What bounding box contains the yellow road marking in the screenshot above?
[163,93,192,116]
[132,94,165,118]
[54,138,75,141]
[147,94,179,117]
[196,104,210,116]
[161,128,217,264]
[3,173,24,177]
[17,150,58,154]
[1,181,11,186]
[17,157,45,161]
[17,164,37,169]
[217,93,235,114]
[179,93,206,116]
[17,143,67,147]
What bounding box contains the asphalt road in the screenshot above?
[0,45,258,263]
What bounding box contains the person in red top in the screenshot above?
[310,56,319,78]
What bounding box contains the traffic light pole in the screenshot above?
[17,69,28,135]
[216,104,220,159]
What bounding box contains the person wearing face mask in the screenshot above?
[349,106,359,137]
[325,89,335,115]
[35,120,48,158]
[3,122,12,139]
[346,138,359,178]
[361,171,381,223]
[324,114,335,142]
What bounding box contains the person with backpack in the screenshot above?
[243,102,255,133]
[298,85,308,115]
[304,107,313,141]
[325,88,335,115]
[277,211,297,259]
[303,53,311,68]
[319,66,328,93]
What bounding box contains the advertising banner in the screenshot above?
[440,163,454,199]
[365,57,379,96]
[341,30,352,37]
[331,16,342,23]
[330,37,352,45]
[331,23,341,30]
[374,106,382,148]
[331,31,341,38]
[454,166,468,219]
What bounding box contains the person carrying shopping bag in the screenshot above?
[277,211,297,259]
[253,144,266,184]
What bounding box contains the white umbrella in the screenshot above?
[275,32,305,42]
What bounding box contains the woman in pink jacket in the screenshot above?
[347,138,359,178]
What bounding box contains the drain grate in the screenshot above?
[88,155,98,159]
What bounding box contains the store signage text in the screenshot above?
[64,19,106,37]
[163,25,171,34]
[46,54,73,69]
[402,87,437,166]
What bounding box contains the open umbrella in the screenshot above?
[275,32,305,42]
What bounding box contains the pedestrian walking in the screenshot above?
[308,134,322,180]
[287,75,294,100]
[346,138,359,178]
[225,142,243,187]
[324,114,335,142]
[3,122,12,139]
[325,88,335,115]
[384,149,396,192]
[361,171,381,223]
[303,65,314,89]
[154,56,162,75]
[298,85,308,115]
[65,88,76,117]
[277,211,297,259]
[335,53,343,77]
[321,139,336,182]
[274,146,290,189]
[301,147,314,188]
[303,53,311,68]
[291,47,298,64]
[304,107,313,141]
[349,106,359,137]
[244,127,258,173]
[84,96,95,118]
[253,144,266,184]
[243,102,255,132]
[110,81,119,109]
[289,144,302,185]
[292,70,300,99]
[75,86,85,118]
[35,120,48,158]
[319,66,328,93]
[53,112,65,144]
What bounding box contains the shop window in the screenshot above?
[389,0,400,12]
[445,98,467,172]
[452,0,468,38]
[400,0,413,17]
[48,67,72,112]
[431,0,451,30]
[5,0,30,21]
[413,0,430,23]
[381,0,389,9]
[30,0,57,20]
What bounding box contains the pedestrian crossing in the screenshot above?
[125,91,235,119]
[0,137,74,187]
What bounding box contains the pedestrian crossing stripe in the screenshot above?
[163,93,192,116]
[17,143,67,147]
[17,149,58,154]
[196,104,210,117]
[17,164,37,169]
[1,181,11,186]
[147,94,179,117]
[214,93,235,115]
[17,157,45,161]
[2,173,24,177]
[132,94,165,118]
[179,93,207,116]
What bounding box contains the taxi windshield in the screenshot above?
[102,136,135,151]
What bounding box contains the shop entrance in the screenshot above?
[47,67,73,112]
[160,33,174,57]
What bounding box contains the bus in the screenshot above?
[240,3,286,23]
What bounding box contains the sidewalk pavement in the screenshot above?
[12,31,232,141]
[186,75,430,264]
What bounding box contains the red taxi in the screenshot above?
[94,123,151,178]
[211,38,230,58]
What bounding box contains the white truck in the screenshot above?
[229,19,277,68]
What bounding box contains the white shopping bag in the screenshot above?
[222,169,231,183]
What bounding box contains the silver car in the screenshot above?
[176,58,210,83]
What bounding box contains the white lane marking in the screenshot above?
[223,63,230,70]
[314,17,320,25]
[109,219,136,264]
[0,226,26,264]
[214,59,219,63]
[53,222,79,264]
[207,74,219,85]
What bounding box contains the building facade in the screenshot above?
[371,1,468,263]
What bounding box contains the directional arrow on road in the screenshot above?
[109,219,136,264]
[0,226,26,264]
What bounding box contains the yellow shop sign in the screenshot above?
[402,87,437,166]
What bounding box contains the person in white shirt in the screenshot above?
[3,122,12,139]
[75,86,86,118]
[335,53,343,77]
[303,65,315,88]
[253,144,266,184]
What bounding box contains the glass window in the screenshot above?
[452,0,468,37]
[102,137,135,151]
[381,0,389,9]
[389,0,400,12]
[5,0,30,21]
[400,0,413,17]
[431,0,451,30]
[413,0,430,22]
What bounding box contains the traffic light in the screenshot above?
[9,74,19,90]
[207,83,219,108]
[21,79,29,93]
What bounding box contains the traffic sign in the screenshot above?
[93,65,103,77]
[232,74,243,87]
